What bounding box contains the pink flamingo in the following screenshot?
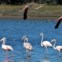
[55,16,62,29]
[0,37,13,62]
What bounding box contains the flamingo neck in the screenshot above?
[41,33,43,46]
[24,40,28,43]
[2,41,5,45]
[24,37,28,43]
[51,40,56,49]
[53,41,56,48]
[24,41,27,43]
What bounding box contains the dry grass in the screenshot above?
[0,3,62,19]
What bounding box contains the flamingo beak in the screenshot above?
[51,41,54,45]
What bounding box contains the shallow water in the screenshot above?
[0,19,62,62]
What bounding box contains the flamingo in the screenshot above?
[22,36,32,56]
[18,3,33,20]
[23,3,34,20]
[0,37,13,61]
[0,37,13,51]
[51,39,62,56]
[55,16,62,29]
[40,33,52,53]
[23,5,29,20]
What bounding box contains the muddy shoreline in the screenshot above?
[0,15,59,20]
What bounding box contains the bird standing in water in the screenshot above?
[22,36,32,57]
[51,39,62,56]
[40,33,52,54]
[0,37,13,62]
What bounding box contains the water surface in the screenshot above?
[0,19,62,62]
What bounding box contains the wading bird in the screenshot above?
[23,5,29,20]
[40,33,52,53]
[0,37,13,51]
[22,36,32,56]
[23,3,33,20]
[0,37,13,61]
[55,16,62,29]
[51,39,62,56]
[18,3,33,20]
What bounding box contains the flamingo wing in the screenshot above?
[56,46,62,51]
[43,41,52,47]
[7,45,13,51]
[2,45,13,51]
[24,42,32,50]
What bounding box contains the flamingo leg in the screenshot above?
[28,50,31,57]
[45,47,48,57]
[29,51,31,56]
[58,51,61,57]
[11,52,14,62]
[26,54,31,62]
[5,51,14,62]
[5,50,9,62]
[45,47,48,54]
[26,49,31,57]
[26,49,28,56]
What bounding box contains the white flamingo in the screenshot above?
[40,33,52,53]
[0,37,13,61]
[51,39,62,55]
[0,37,13,51]
[22,36,32,56]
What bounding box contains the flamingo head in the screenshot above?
[51,39,56,48]
[24,37,28,42]
[40,33,43,37]
[22,36,27,40]
[0,37,6,42]
[51,39,56,43]
[22,36,28,42]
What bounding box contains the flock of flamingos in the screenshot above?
[0,32,62,57]
[0,3,62,62]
